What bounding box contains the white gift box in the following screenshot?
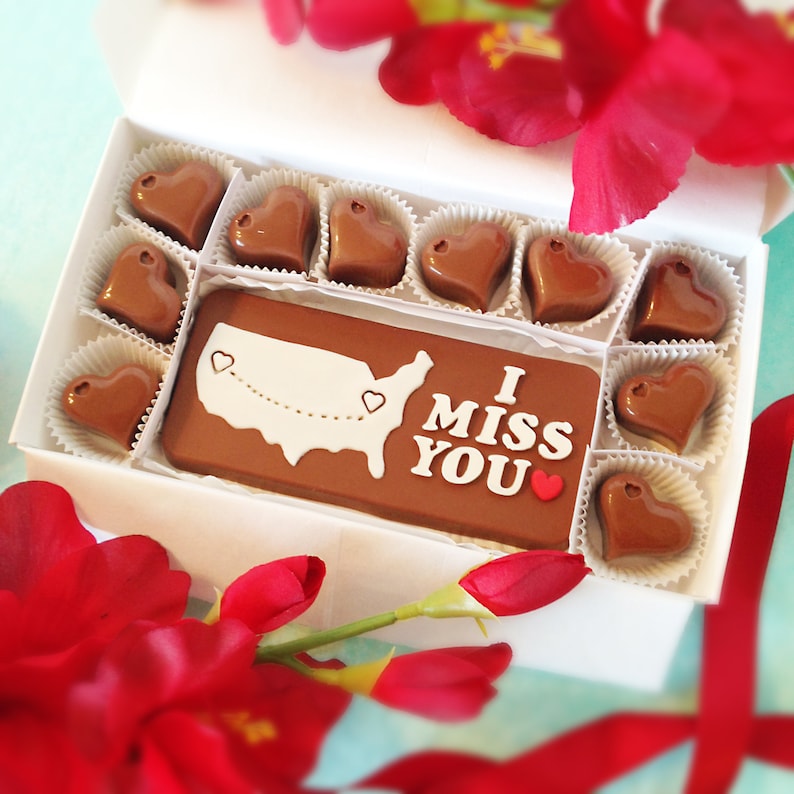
[10,0,794,690]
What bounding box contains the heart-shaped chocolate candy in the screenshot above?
[130,160,225,250]
[597,473,693,560]
[631,256,726,342]
[96,243,182,343]
[420,222,511,312]
[227,186,317,272]
[62,364,160,450]
[524,235,613,324]
[616,362,716,453]
[328,198,407,288]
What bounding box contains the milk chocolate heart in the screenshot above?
[420,221,511,312]
[631,256,726,342]
[524,235,613,324]
[227,185,317,272]
[616,362,716,453]
[328,197,407,288]
[62,364,160,450]
[597,473,693,560]
[130,160,225,250]
[96,243,182,343]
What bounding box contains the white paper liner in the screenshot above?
[576,452,708,588]
[114,141,237,255]
[209,168,324,281]
[47,334,169,464]
[517,218,639,343]
[407,203,524,317]
[77,222,192,352]
[601,347,735,466]
[314,179,417,296]
[619,241,744,348]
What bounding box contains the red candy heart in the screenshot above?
[616,362,716,453]
[524,235,613,324]
[227,185,317,272]
[597,473,693,560]
[130,160,225,250]
[96,242,182,343]
[530,469,564,502]
[328,197,407,288]
[62,364,160,450]
[420,221,512,312]
[631,256,726,342]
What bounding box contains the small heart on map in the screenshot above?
[362,390,386,413]
[61,364,160,450]
[524,235,613,324]
[631,256,726,342]
[211,351,234,373]
[328,197,408,288]
[420,221,511,312]
[130,160,225,250]
[615,362,716,453]
[96,242,182,343]
[530,469,564,501]
[227,185,316,272]
[596,473,693,560]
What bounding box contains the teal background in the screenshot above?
[1,1,793,790]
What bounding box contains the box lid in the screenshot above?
[95,0,792,254]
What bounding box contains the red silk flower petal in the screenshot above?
[260,0,305,45]
[371,644,511,721]
[555,0,651,118]
[20,535,190,654]
[441,41,581,147]
[0,481,95,598]
[220,555,325,634]
[459,551,589,616]
[568,28,731,233]
[306,0,419,50]
[663,0,794,165]
[379,23,487,106]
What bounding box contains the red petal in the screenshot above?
[663,0,794,165]
[0,481,94,598]
[440,41,580,146]
[220,555,325,634]
[460,551,589,616]
[306,0,418,50]
[568,28,731,233]
[20,535,190,654]
[379,24,487,105]
[260,0,305,45]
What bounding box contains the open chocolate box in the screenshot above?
[11,0,793,690]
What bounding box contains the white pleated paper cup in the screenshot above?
[602,346,735,466]
[315,179,417,296]
[47,334,168,464]
[407,202,524,317]
[78,222,192,351]
[575,452,708,588]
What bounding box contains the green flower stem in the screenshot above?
[255,609,401,663]
[412,0,551,26]
[779,164,794,192]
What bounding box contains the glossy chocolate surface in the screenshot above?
[631,256,726,342]
[227,185,316,272]
[524,235,614,324]
[130,160,225,250]
[597,473,693,560]
[328,197,407,288]
[96,242,182,343]
[62,364,160,450]
[161,289,602,550]
[616,362,716,453]
[420,221,511,312]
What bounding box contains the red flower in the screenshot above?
[219,555,326,634]
[305,0,419,49]
[459,551,589,616]
[370,643,511,721]
[261,0,306,45]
